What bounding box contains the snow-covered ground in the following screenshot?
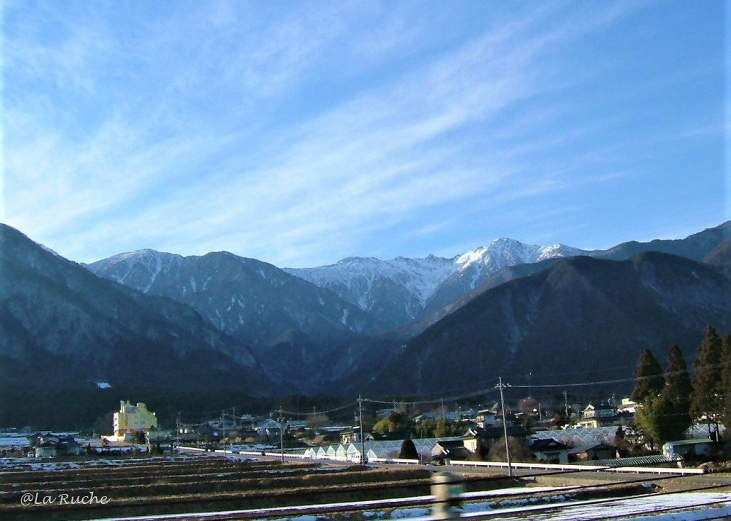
[0,435,29,448]
[458,491,731,521]
[254,492,730,521]
[348,492,731,521]
[2,442,728,521]
[87,486,730,521]
[0,431,84,449]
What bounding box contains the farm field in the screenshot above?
[1,452,729,520]
[0,454,459,520]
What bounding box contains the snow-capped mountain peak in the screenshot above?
[456,239,584,270]
[286,254,455,313]
[286,238,589,329]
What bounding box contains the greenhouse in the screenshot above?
[302,437,463,463]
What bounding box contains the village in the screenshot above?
[1,394,718,471]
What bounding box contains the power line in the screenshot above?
[170,354,729,428]
[277,400,358,418]
[365,386,500,407]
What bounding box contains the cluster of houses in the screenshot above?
[293,399,619,465]
[9,396,717,465]
[300,399,714,466]
[27,432,82,458]
[178,417,292,445]
[303,419,622,466]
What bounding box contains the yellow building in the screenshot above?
[113,400,158,437]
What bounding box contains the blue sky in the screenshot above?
[1,0,727,268]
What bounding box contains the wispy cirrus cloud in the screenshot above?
[3,0,724,267]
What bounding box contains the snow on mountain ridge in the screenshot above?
[285,254,455,309]
[88,239,587,332]
[456,239,583,270]
[87,249,183,291]
[535,244,585,262]
[286,238,587,313]
[450,240,585,290]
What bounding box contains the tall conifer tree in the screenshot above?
[399,438,418,460]
[659,344,692,442]
[690,325,723,441]
[721,334,731,432]
[663,345,692,404]
[635,394,673,450]
[631,349,664,403]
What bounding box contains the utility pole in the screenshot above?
[220,410,226,456]
[278,406,285,463]
[358,394,366,464]
[175,412,181,451]
[564,390,569,419]
[498,377,512,477]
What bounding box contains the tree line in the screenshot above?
[630,325,730,450]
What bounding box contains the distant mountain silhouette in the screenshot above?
[597,221,729,262]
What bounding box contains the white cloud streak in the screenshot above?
[2,0,723,267]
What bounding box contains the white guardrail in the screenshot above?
[440,459,704,475]
[449,460,610,472]
[607,465,705,475]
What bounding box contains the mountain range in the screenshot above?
[366,251,729,397]
[283,241,584,330]
[1,220,728,402]
[0,225,272,393]
[87,249,384,393]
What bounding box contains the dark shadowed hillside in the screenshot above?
[0,224,273,393]
[2,221,729,405]
[88,250,385,393]
[598,221,730,261]
[366,252,730,397]
[703,239,731,266]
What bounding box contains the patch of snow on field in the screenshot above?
[458,492,731,521]
[269,517,320,521]
[0,436,30,447]
[255,491,730,521]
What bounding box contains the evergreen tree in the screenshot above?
[634,394,673,450]
[631,349,665,403]
[660,344,692,441]
[721,334,731,433]
[399,438,419,460]
[690,325,723,441]
[663,345,692,403]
